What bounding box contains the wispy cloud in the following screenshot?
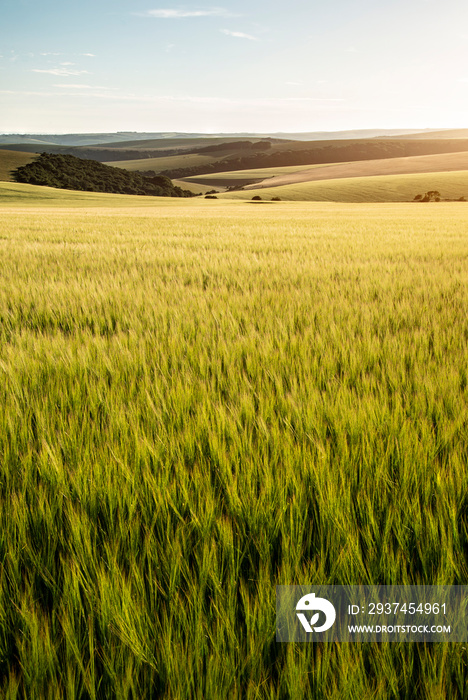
[0,90,345,107]
[40,52,61,56]
[53,83,117,90]
[60,62,76,66]
[82,53,96,57]
[54,83,93,89]
[140,7,235,18]
[32,68,91,76]
[221,29,258,40]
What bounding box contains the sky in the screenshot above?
[1,0,468,134]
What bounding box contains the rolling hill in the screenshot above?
[393,128,468,140]
[0,128,435,147]
[0,149,38,181]
[218,170,468,202]
[158,139,468,180]
[239,151,468,191]
[106,154,218,173]
[4,137,468,173]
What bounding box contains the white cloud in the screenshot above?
[32,68,91,76]
[60,62,76,66]
[54,83,93,89]
[141,7,234,18]
[40,52,61,56]
[53,83,117,90]
[221,29,258,40]
[82,53,96,57]
[0,88,345,106]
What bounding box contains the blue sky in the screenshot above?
[1,0,467,133]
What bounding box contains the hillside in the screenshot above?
[4,137,468,172]
[0,132,241,147]
[394,128,468,140]
[159,139,468,179]
[0,149,38,181]
[240,151,468,191]
[106,154,218,173]
[105,140,275,174]
[0,137,282,164]
[0,128,433,147]
[11,153,196,197]
[219,170,468,202]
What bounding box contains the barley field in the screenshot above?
[1,189,468,698]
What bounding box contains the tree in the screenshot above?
[415,190,441,202]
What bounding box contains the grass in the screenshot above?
[1,191,468,698]
[171,180,214,195]
[236,152,468,191]
[0,149,38,182]
[163,163,336,181]
[219,170,468,202]
[106,154,218,173]
[0,182,216,208]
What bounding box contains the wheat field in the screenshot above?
[1,191,467,698]
[219,170,468,202]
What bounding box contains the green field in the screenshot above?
[1,188,468,698]
[219,170,468,202]
[106,154,217,173]
[0,182,213,208]
[172,179,214,195]
[0,149,38,182]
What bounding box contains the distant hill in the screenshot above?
[393,129,468,140]
[5,134,468,179]
[270,128,440,141]
[12,153,196,197]
[160,139,468,179]
[0,138,284,163]
[240,151,468,190]
[0,128,439,148]
[0,132,208,147]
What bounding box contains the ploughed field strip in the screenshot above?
[1,197,468,698]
